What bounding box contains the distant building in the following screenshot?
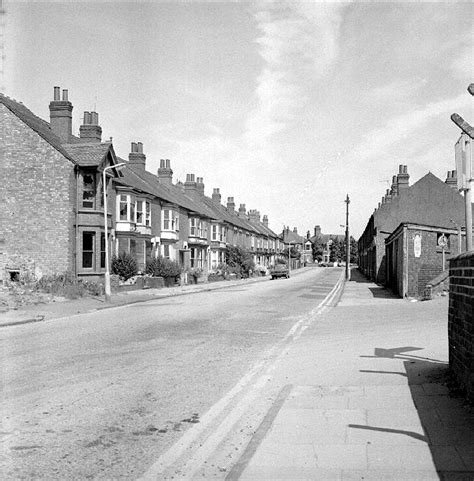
[309,225,345,264]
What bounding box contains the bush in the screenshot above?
[35,272,104,299]
[111,252,138,281]
[225,245,255,277]
[146,257,182,278]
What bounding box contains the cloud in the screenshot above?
[354,92,473,164]
[451,44,473,81]
[245,2,347,148]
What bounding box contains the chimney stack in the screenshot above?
[263,215,269,227]
[390,175,399,197]
[196,177,205,196]
[157,159,173,185]
[314,225,321,237]
[445,170,457,189]
[184,174,197,194]
[397,164,410,191]
[293,227,298,234]
[227,197,235,212]
[238,204,246,217]
[128,141,146,170]
[79,111,102,142]
[49,86,73,143]
[212,188,221,204]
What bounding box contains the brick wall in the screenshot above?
[407,229,459,297]
[1,105,76,282]
[449,252,474,402]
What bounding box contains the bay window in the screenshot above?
[163,209,179,231]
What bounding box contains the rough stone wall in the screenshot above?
[449,252,474,402]
[0,104,76,282]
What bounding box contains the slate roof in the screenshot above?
[373,172,468,233]
[114,162,219,219]
[63,142,115,167]
[309,233,345,245]
[0,93,75,163]
[282,229,305,244]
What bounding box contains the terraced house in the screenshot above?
[0,87,283,284]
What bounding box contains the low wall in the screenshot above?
[448,252,474,402]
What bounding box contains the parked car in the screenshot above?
[270,264,290,279]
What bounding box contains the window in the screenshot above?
[82,232,95,268]
[136,201,143,224]
[100,233,106,269]
[130,201,135,223]
[162,244,170,259]
[190,218,197,236]
[119,195,128,221]
[82,173,96,208]
[190,247,203,268]
[145,202,151,227]
[212,224,218,241]
[163,209,171,230]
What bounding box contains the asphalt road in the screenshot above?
[1,267,343,479]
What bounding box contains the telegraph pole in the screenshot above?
[345,194,350,280]
[451,84,474,251]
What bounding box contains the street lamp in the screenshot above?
[345,194,350,280]
[103,162,126,302]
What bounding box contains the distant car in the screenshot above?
[270,264,290,279]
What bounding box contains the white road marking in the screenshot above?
[139,271,345,480]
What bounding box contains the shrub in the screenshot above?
[35,272,104,299]
[111,252,138,281]
[146,257,182,278]
[225,245,255,277]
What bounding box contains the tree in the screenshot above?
[225,245,255,277]
[311,236,324,262]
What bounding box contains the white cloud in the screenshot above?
[354,92,473,164]
[245,2,347,148]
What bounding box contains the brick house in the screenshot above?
[1,87,283,284]
[0,88,123,283]
[309,225,345,264]
[358,164,471,295]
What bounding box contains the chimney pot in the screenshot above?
[137,142,143,153]
[128,142,146,170]
[49,86,73,142]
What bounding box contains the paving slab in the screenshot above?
[232,269,474,480]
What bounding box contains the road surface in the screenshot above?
[1,267,343,479]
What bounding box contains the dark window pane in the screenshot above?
[83,232,94,250]
[83,252,93,268]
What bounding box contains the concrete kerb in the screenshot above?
[0,267,314,328]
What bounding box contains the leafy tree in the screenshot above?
[311,236,324,262]
[225,245,255,277]
[350,236,358,264]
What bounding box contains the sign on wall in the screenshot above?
[414,233,422,258]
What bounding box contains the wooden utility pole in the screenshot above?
[345,194,350,280]
[451,84,473,251]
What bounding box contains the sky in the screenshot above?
[3,0,473,238]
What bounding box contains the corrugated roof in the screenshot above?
[0,93,75,163]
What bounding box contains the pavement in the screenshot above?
[222,268,474,481]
